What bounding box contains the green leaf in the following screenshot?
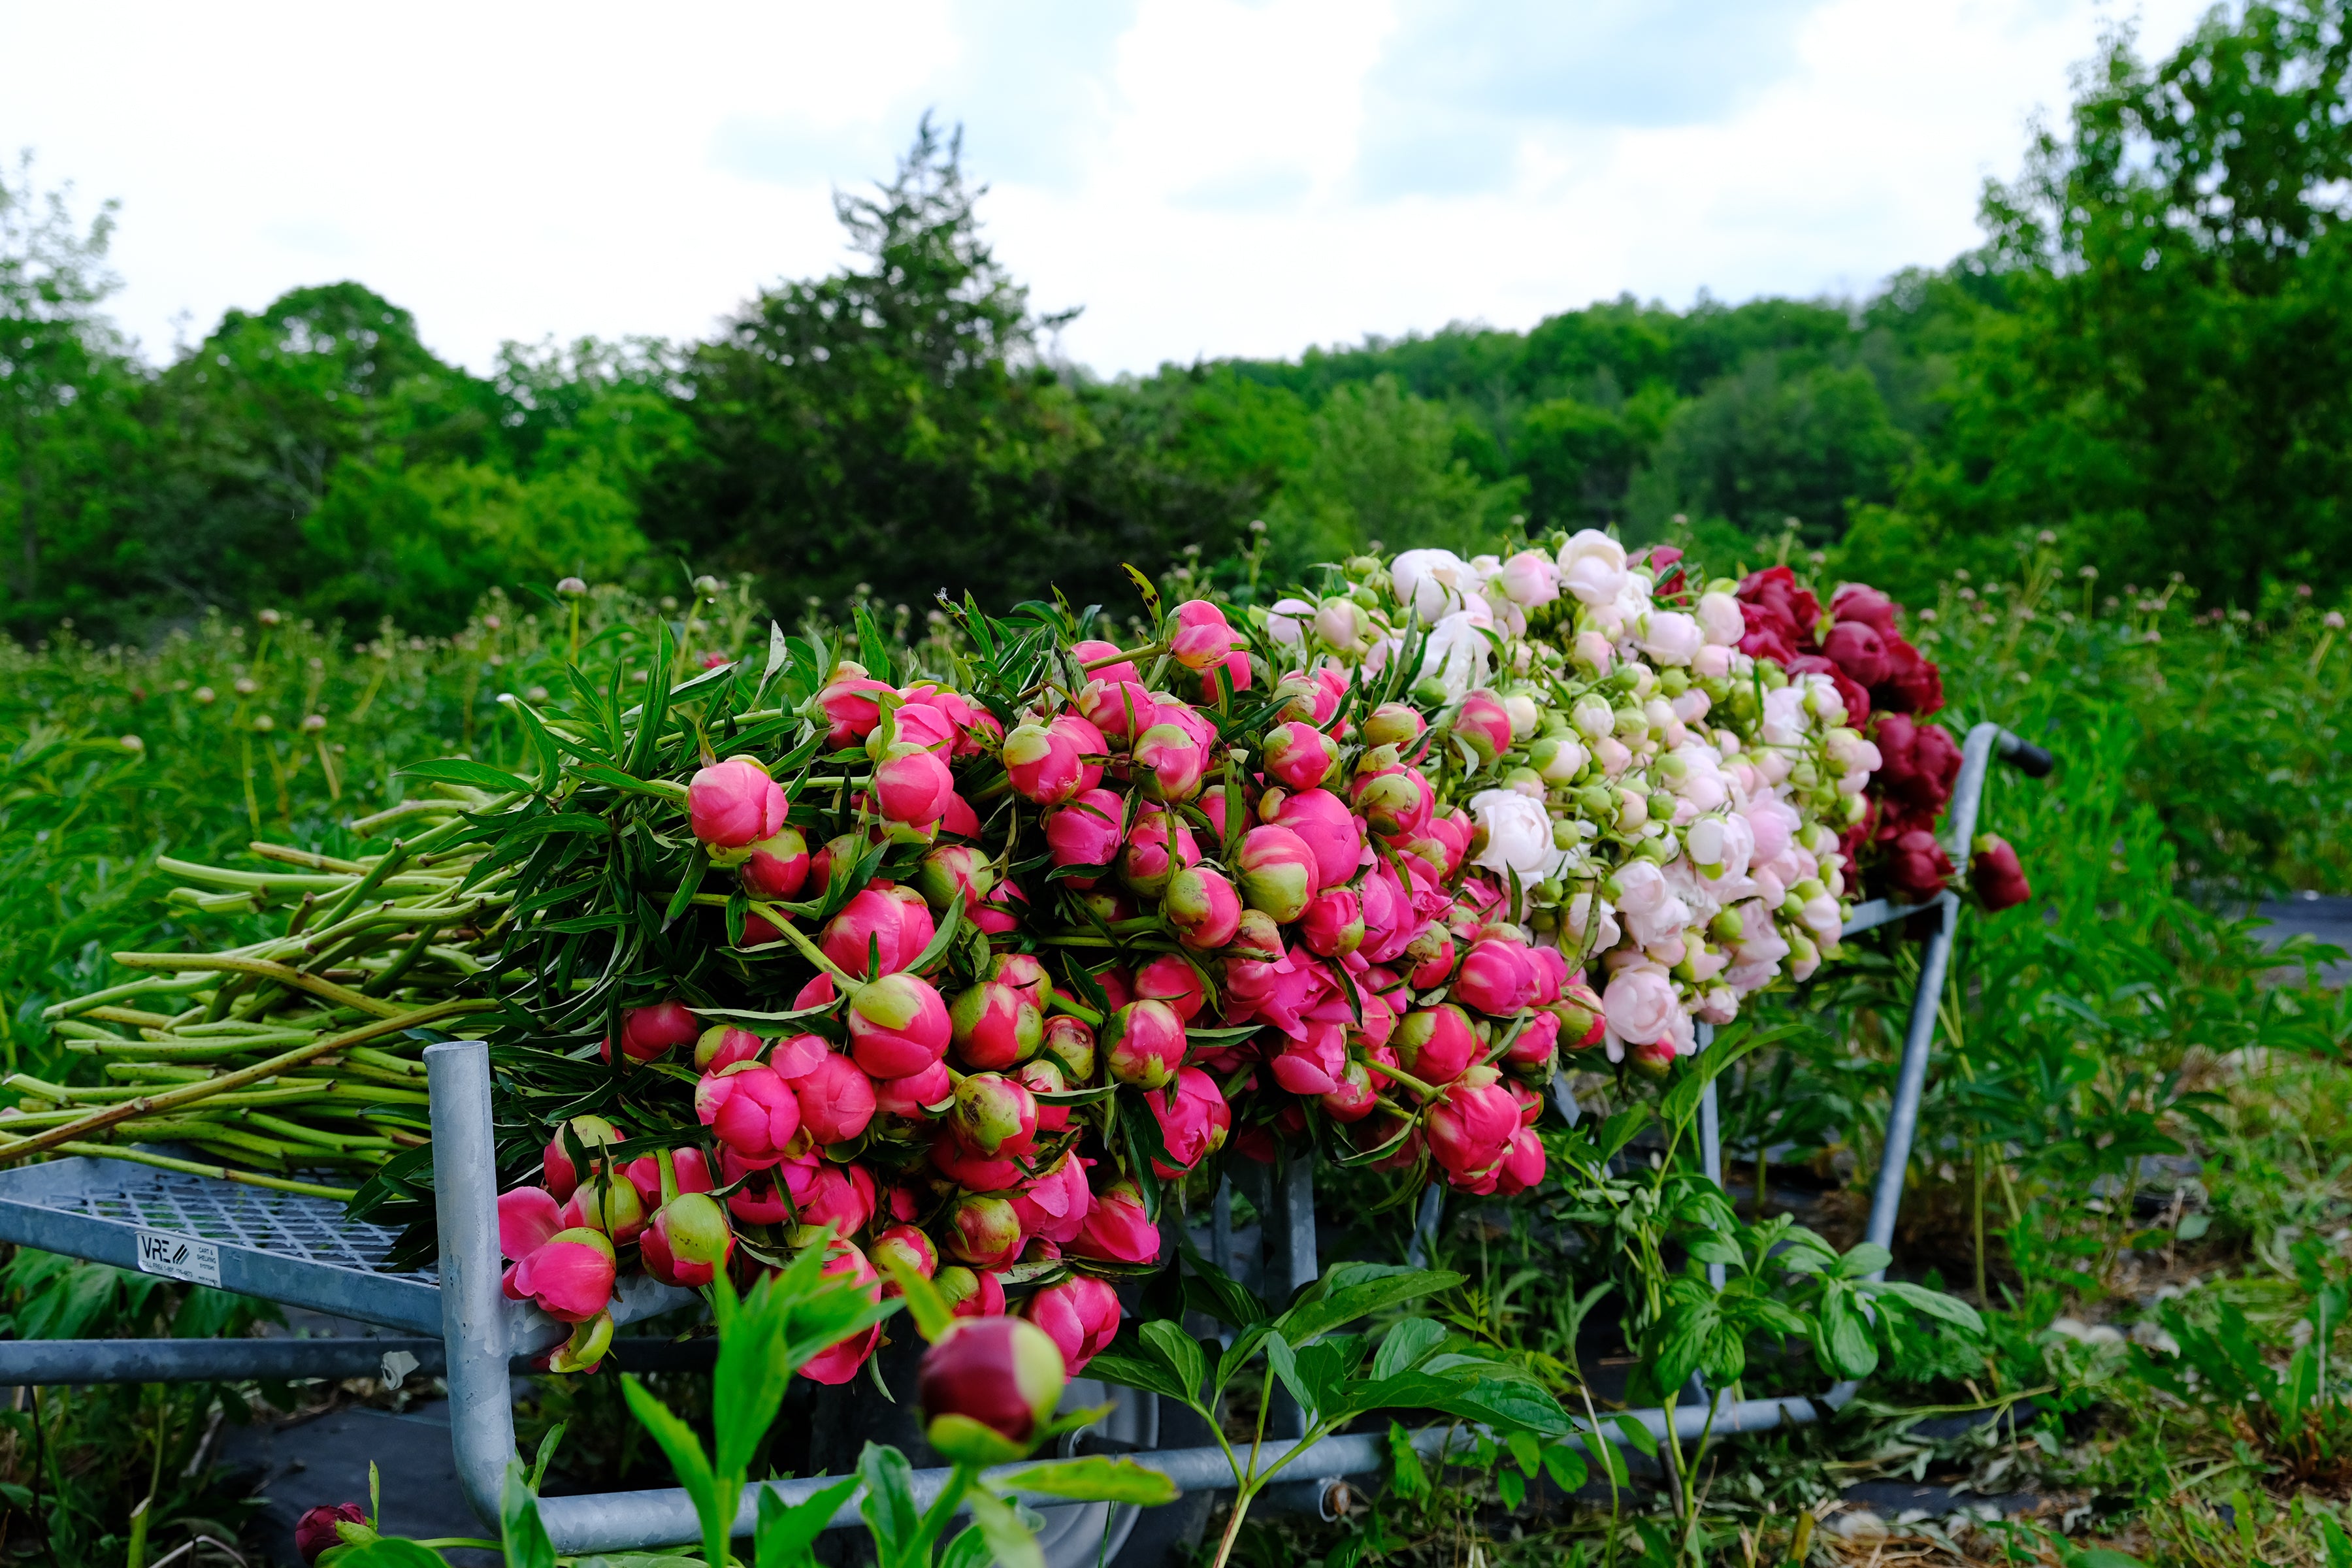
[1584,1422,1631,1487]
[1505,1431,1542,1477]
[1541,1441,1588,1493]
[1386,1421,1428,1501]
[753,1474,861,1568]
[1083,1348,1197,1407]
[939,1526,994,1568]
[1276,1265,1463,1347]
[1005,1456,1179,1505]
[402,758,533,796]
[663,853,710,925]
[1435,1377,1573,1437]
[1836,1243,1893,1279]
[501,1462,556,1568]
[1609,1413,1659,1458]
[1496,1468,1526,1510]
[1138,1318,1207,1407]
[1684,1233,1744,1267]
[877,1250,955,1345]
[964,1488,1046,1568]
[1263,1330,1315,1422]
[1867,1279,1986,1335]
[1814,1287,1880,1379]
[2317,1512,2352,1568]
[857,1443,921,1561]
[1371,1317,1448,1380]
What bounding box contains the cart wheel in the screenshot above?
[1030,1377,1154,1567]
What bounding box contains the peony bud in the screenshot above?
[1970,834,2031,911]
[1078,679,1161,740]
[847,972,953,1078]
[1149,1066,1230,1176]
[296,1504,372,1565]
[913,844,996,916]
[1072,1177,1160,1264]
[1041,1014,1097,1081]
[1119,809,1201,897]
[1133,953,1207,1022]
[543,1114,623,1200]
[1301,887,1365,957]
[1165,864,1244,950]
[694,1024,765,1072]
[1102,999,1188,1090]
[1454,690,1514,764]
[872,1222,940,1290]
[696,1063,803,1166]
[798,1243,885,1384]
[951,1072,1040,1159]
[1394,1004,1479,1085]
[604,1000,700,1065]
[1262,721,1339,791]
[1169,600,1243,671]
[794,1052,879,1145]
[1132,722,1209,802]
[934,1264,1008,1319]
[1354,766,1435,841]
[689,757,789,850]
[641,1192,734,1287]
[742,826,811,900]
[821,886,936,978]
[508,1227,616,1323]
[946,1194,1025,1270]
[1237,825,1320,923]
[946,979,1041,1068]
[920,1315,1070,1463]
[1453,938,1537,1017]
[1045,787,1126,883]
[1024,1273,1124,1375]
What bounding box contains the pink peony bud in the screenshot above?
[1405,924,1458,989]
[1301,887,1365,958]
[1363,702,1429,757]
[1045,787,1126,882]
[817,668,895,749]
[1970,833,2032,911]
[920,1315,1070,1463]
[1427,1074,1522,1181]
[935,1264,1009,1318]
[1133,953,1207,1022]
[1169,600,1241,671]
[950,981,1044,1070]
[1102,999,1188,1090]
[1453,938,1537,1017]
[1133,722,1209,802]
[694,1024,765,1072]
[1018,1058,1072,1133]
[1453,690,1514,764]
[641,1192,734,1287]
[1149,1066,1230,1176]
[787,1160,877,1243]
[696,1062,803,1166]
[1077,678,1162,740]
[974,876,1028,934]
[1041,1013,1097,1081]
[542,1115,623,1200]
[1004,721,1083,806]
[1071,638,1141,685]
[498,1185,564,1261]
[1555,979,1607,1050]
[913,845,996,917]
[1072,1177,1160,1265]
[622,1147,715,1209]
[1237,825,1320,923]
[1822,619,1891,688]
[821,886,936,977]
[1024,1273,1123,1375]
[296,1503,371,1564]
[873,1223,941,1294]
[1321,1058,1379,1122]
[794,1052,879,1144]
[509,1227,617,1323]
[798,1243,885,1384]
[1487,1125,1546,1196]
[1268,788,1366,888]
[1262,721,1339,791]
[741,826,811,900]
[1503,1010,1561,1077]
[1354,766,1436,841]
[951,1072,1040,1158]
[946,1193,1025,1270]
[872,746,956,827]
[1887,828,1954,902]
[847,972,953,1078]
[1394,1004,1480,1086]
[1166,865,1244,951]
[875,1061,953,1119]
[603,1000,700,1065]
[561,1166,647,1241]
[990,951,1048,1007]
[1009,1150,1092,1243]
[690,757,789,850]
[1119,809,1201,898]
[1831,583,1899,635]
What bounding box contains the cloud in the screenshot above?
[1354,0,1833,197]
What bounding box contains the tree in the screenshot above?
[1916,1,2352,602]
[643,118,1230,615]
[0,153,142,627]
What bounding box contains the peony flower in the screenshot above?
[1392,548,1474,621]
[1266,597,1315,645]
[1102,1000,1187,1090]
[1467,789,1563,885]
[542,1114,624,1200]
[793,1053,877,1145]
[1453,937,1537,1017]
[951,1072,1039,1160]
[1971,834,2032,911]
[1237,825,1320,923]
[1073,1177,1160,1264]
[604,1001,699,1066]
[296,1504,371,1564]
[1009,1152,1093,1245]
[1418,611,1492,700]
[1558,530,1628,606]
[1639,611,1705,666]
[1149,1067,1230,1175]
[1497,549,1561,608]
[798,1243,883,1384]
[846,972,953,1078]
[1024,1274,1123,1375]
[1166,864,1243,950]
[1602,969,1679,1047]
[1044,787,1126,882]
[1393,1003,1479,1085]
[821,887,936,978]
[872,745,956,826]
[641,1192,734,1288]
[1887,828,1954,902]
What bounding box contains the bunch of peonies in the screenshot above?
[488,540,2016,1384]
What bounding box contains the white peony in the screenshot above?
[1418,610,1492,699]
[1639,610,1705,666]
[1267,598,1314,646]
[1614,860,1693,948]
[1392,548,1474,622]
[1558,531,1628,606]
[1496,549,1561,608]
[1467,789,1565,884]
[1697,591,1745,646]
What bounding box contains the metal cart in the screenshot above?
[0,723,2048,1558]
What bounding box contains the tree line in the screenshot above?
[4,2,2347,640]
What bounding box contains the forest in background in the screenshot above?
[4,1,2349,640]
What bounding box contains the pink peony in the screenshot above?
[689,757,789,849]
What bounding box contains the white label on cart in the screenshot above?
[134,1230,221,1287]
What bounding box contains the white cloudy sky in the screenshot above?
[3,0,2213,377]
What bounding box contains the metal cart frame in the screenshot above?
[0,723,2048,1554]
